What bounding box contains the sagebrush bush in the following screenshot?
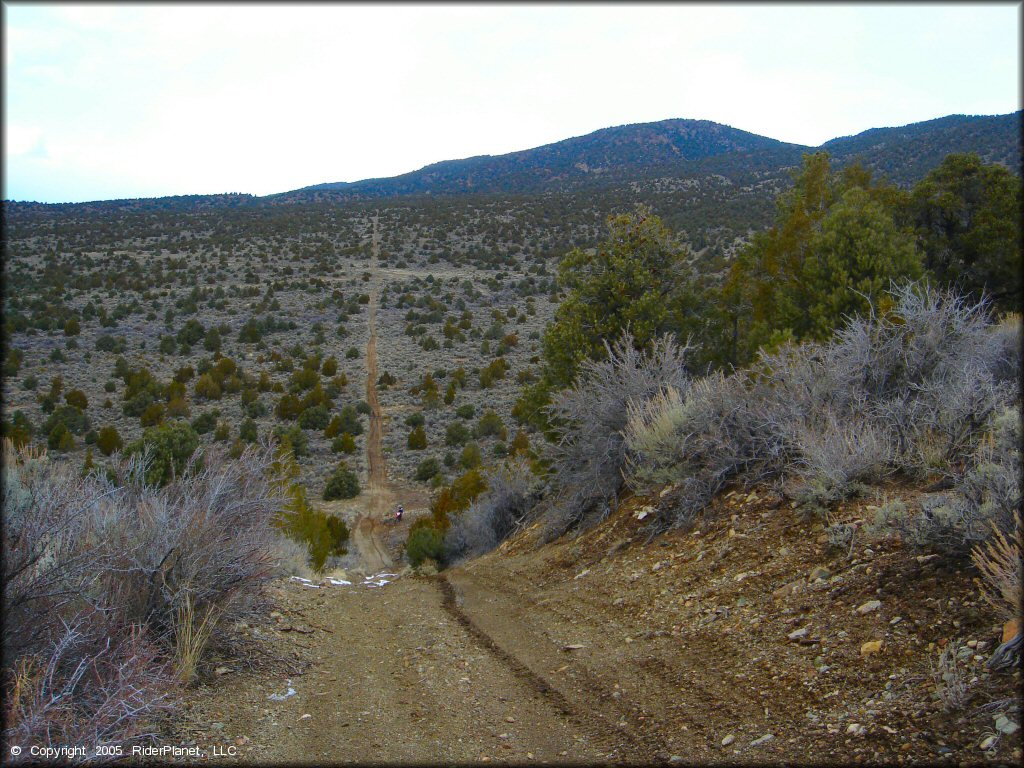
[623,284,1021,535]
[542,331,691,539]
[625,370,785,529]
[2,439,282,753]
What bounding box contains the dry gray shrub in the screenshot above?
[444,456,540,562]
[2,438,282,755]
[789,410,892,512]
[4,620,174,760]
[625,370,786,530]
[623,283,1020,536]
[542,332,690,539]
[85,441,282,638]
[874,407,1021,556]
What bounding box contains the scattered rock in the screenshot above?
[773,579,805,600]
[995,715,1019,735]
[856,600,882,615]
[846,723,866,736]
[562,644,585,651]
[721,734,735,747]
[980,734,999,750]
[214,666,231,676]
[787,627,810,641]
[808,566,831,581]
[861,640,884,657]
[634,506,654,520]
[299,713,311,721]
[750,733,774,747]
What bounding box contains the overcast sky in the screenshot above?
[4,3,1020,203]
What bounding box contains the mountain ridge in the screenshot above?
[4,111,1019,211]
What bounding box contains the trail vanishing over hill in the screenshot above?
[350,215,394,574]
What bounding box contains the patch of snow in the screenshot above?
[269,681,297,701]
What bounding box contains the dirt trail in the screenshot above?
[172,216,1020,765]
[351,214,393,574]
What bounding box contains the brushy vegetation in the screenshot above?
[444,457,541,563]
[539,332,690,540]
[620,283,1020,543]
[2,438,284,754]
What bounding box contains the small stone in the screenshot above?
[736,597,749,607]
[773,579,805,600]
[996,717,1019,735]
[967,639,978,648]
[669,757,685,764]
[215,666,231,676]
[721,734,735,747]
[889,616,903,625]
[846,723,866,736]
[299,713,311,721]
[980,735,998,750]
[506,717,515,723]
[788,627,810,641]
[861,640,884,657]
[857,600,882,615]
[750,733,774,747]
[809,566,831,581]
